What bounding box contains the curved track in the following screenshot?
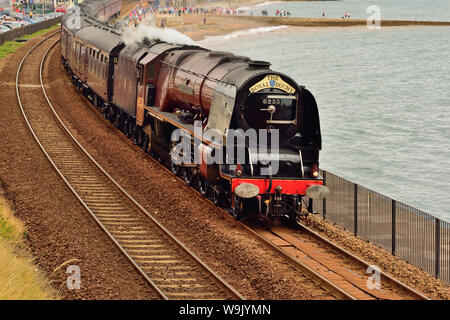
[59,40,431,299]
[30,31,431,300]
[73,70,431,300]
[16,32,243,301]
[80,94,430,300]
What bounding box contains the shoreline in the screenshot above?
[237,15,450,27]
[160,15,450,42]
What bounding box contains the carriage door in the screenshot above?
[83,44,88,82]
[136,61,158,126]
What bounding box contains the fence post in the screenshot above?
[322,170,327,219]
[392,200,396,255]
[354,183,358,236]
[435,218,440,278]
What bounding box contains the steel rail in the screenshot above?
[84,99,429,300]
[294,221,431,300]
[70,76,356,300]
[48,38,429,301]
[16,32,244,301]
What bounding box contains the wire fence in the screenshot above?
[0,17,61,46]
[314,169,450,284]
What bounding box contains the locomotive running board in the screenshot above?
[145,106,212,147]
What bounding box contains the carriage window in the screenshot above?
[146,63,157,80]
[136,66,141,83]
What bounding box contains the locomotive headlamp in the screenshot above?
[235,164,243,177]
[312,164,319,178]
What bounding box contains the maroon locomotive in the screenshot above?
[61,2,327,223]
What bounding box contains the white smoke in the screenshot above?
[122,25,195,46]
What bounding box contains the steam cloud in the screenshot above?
[122,25,195,46]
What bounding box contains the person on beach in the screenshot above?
[203,17,207,25]
[322,11,325,17]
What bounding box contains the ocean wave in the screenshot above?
[198,26,288,45]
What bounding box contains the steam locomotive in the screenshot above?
[60,0,327,223]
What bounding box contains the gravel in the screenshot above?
[0,32,160,300]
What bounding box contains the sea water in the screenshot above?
[200,20,450,221]
[249,0,450,21]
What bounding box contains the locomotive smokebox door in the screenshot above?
[207,83,237,137]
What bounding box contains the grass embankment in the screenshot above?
[0,193,58,300]
[0,24,60,60]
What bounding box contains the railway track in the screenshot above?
[16,32,243,300]
[75,92,430,300]
[33,31,431,300]
[248,222,430,300]
[75,89,431,301]
[44,38,352,300]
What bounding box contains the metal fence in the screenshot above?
[314,170,450,284]
[0,16,61,46]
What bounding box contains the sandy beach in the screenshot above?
[157,14,450,42]
[120,0,450,42]
[162,15,275,41]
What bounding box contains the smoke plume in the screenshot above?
[122,25,195,46]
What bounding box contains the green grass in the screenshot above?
[0,24,59,60]
[0,216,16,241]
[0,196,59,299]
